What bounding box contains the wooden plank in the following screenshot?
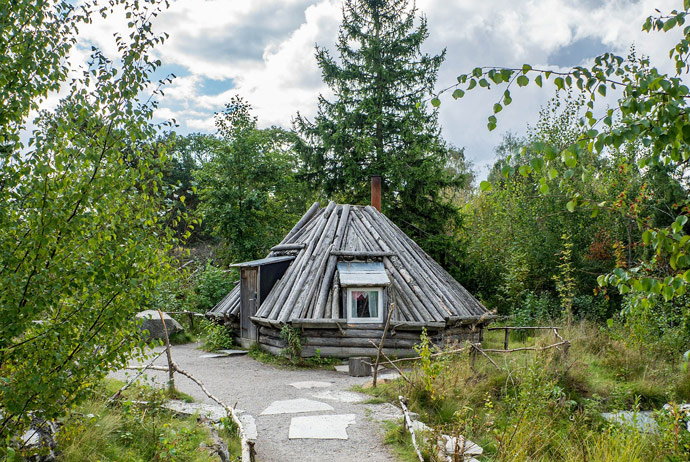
[314,205,350,319]
[302,336,419,348]
[270,243,306,251]
[283,201,338,322]
[330,250,396,257]
[281,201,319,243]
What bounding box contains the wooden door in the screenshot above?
[240,267,259,341]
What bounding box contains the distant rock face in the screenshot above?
[135,310,183,339]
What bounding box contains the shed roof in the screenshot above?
[208,202,491,325]
[230,256,295,268]
[337,262,390,287]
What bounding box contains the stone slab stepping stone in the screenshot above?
[312,390,366,403]
[199,353,228,359]
[288,414,356,439]
[238,413,258,440]
[334,365,350,373]
[218,349,248,356]
[362,402,402,422]
[290,381,333,389]
[164,400,227,421]
[260,398,334,415]
[602,410,657,433]
[442,435,483,455]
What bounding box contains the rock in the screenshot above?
[442,434,483,456]
[602,410,657,433]
[19,416,59,461]
[135,310,183,340]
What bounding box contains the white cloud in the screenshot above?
[65,0,686,179]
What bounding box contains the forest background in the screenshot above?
[2,0,690,456]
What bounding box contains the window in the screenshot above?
[347,287,383,323]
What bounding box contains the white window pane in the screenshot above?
[368,290,378,318]
[350,290,379,319]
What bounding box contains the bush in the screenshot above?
[200,320,234,352]
[192,263,235,313]
[572,294,611,323]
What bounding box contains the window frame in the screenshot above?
[346,287,384,324]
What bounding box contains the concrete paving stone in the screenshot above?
[362,403,402,422]
[312,390,367,403]
[288,414,356,440]
[218,349,248,356]
[163,400,227,421]
[290,381,333,389]
[238,413,258,440]
[260,398,335,415]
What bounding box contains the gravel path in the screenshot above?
[110,343,402,462]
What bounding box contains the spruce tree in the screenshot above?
[295,0,467,271]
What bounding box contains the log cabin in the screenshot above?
[207,178,494,357]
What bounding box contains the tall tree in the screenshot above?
[0,0,178,440]
[197,97,312,263]
[295,0,465,272]
[445,7,690,315]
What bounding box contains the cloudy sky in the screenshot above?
[75,0,682,179]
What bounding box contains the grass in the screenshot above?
[382,420,429,462]
[56,378,241,462]
[359,321,690,461]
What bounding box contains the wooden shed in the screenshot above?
[207,201,493,357]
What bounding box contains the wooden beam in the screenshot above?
[330,250,396,257]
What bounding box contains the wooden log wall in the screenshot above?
[256,325,483,358]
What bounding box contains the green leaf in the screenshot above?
[530,157,544,173]
[663,285,675,301]
[562,150,577,168]
[539,183,549,194]
[517,75,529,87]
[431,97,440,107]
[493,103,502,113]
[554,77,564,90]
[547,168,558,180]
[522,64,532,73]
[452,89,465,99]
[518,165,532,177]
[663,16,677,31]
[597,85,606,97]
[480,180,493,192]
[642,230,653,245]
[535,74,543,87]
[566,200,576,212]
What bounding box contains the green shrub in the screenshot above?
[192,263,235,313]
[280,325,303,362]
[200,320,234,351]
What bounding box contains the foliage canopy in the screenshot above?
[0,0,178,439]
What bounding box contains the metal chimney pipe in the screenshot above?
[371,175,381,212]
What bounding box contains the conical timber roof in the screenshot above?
[208,202,490,326]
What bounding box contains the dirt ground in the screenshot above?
[110,343,403,462]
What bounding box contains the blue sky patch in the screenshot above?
[200,76,235,95]
[549,36,609,67]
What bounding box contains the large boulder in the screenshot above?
[136,310,183,340]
